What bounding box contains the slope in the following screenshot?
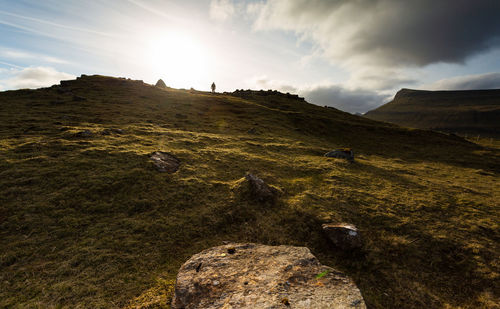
[0,75,498,308]
[364,88,500,137]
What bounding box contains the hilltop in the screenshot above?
[364,88,500,137]
[0,75,498,308]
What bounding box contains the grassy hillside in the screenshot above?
[364,88,500,137]
[1,75,499,308]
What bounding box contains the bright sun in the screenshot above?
[146,32,208,89]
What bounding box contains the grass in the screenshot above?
[0,75,499,308]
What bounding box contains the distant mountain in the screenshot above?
[364,88,500,137]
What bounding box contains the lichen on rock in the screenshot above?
[171,243,366,309]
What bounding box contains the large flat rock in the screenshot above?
[171,243,365,309]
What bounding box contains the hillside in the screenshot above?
[364,88,500,137]
[0,75,499,308]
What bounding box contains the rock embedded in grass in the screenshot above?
[322,223,362,250]
[101,128,124,135]
[150,151,180,173]
[324,148,354,161]
[74,130,93,138]
[247,127,258,134]
[171,243,366,309]
[245,173,278,203]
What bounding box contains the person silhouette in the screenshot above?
[211,82,216,93]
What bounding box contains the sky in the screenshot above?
[1,0,500,113]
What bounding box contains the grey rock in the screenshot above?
[74,130,93,138]
[322,223,362,250]
[245,173,278,203]
[171,243,366,309]
[150,151,180,173]
[324,149,354,161]
[101,128,124,135]
[155,79,167,88]
[247,127,258,134]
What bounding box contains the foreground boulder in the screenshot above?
[150,151,180,173]
[324,148,354,161]
[171,243,366,309]
[322,223,362,250]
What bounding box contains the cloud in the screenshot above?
[0,48,68,64]
[252,75,298,93]
[427,72,500,90]
[0,66,75,90]
[209,0,235,22]
[347,67,418,90]
[301,85,388,114]
[250,76,387,113]
[249,0,500,86]
[0,60,23,69]
[0,10,113,37]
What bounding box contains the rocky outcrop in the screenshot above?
[155,79,167,88]
[228,89,305,102]
[322,223,362,250]
[171,243,365,309]
[150,151,180,173]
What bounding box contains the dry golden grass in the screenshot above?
[0,75,498,308]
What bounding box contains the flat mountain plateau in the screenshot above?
[364,88,500,137]
[0,75,498,308]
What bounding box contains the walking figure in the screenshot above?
[211,82,216,93]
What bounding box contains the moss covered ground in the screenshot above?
[0,75,498,308]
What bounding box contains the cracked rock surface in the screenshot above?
[172,243,365,309]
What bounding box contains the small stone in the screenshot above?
[150,151,180,173]
[101,128,124,135]
[324,148,354,161]
[247,127,258,134]
[322,223,362,250]
[111,128,123,134]
[74,130,93,138]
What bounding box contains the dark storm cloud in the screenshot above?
[301,85,387,114]
[429,72,500,90]
[251,0,500,66]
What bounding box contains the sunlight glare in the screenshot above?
[146,32,208,89]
